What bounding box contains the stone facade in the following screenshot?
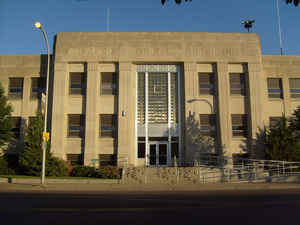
[1,32,300,167]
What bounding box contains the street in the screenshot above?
[1,189,300,225]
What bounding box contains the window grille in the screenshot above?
[67,154,83,166]
[99,154,116,166]
[31,77,46,98]
[200,114,216,136]
[137,72,145,124]
[9,78,23,99]
[101,72,117,95]
[171,72,179,123]
[289,78,300,98]
[267,78,282,99]
[69,72,86,95]
[68,114,84,137]
[148,72,168,124]
[199,73,215,95]
[232,114,247,137]
[230,73,245,96]
[100,114,116,138]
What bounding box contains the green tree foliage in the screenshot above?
[19,112,67,176]
[289,106,300,132]
[286,0,299,6]
[264,115,300,161]
[161,0,192,5]
[161,0,298,6]
[0,82,13,148]
[0,156,15,175]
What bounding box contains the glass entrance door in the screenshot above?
[149,142,168,166]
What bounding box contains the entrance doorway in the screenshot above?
[149,142,169,166]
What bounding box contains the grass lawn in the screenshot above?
[0,175,107,179]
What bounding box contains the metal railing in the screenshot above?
[122,154,300,184]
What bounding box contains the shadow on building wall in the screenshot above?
[184,113,218,165]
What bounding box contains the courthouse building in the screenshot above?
[1,32,300,167]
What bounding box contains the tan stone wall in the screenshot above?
[2,33,300,166]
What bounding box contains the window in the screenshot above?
[31,77,46,98]
[289,78,300,98]
[230,73,245,96]
[69,72,86,95]
[232,114,247,137]
[138,143,146,158]
[9,78,23,99]
[100,114,116,137]
[269,117,281,128]
[11,117,21,138]
[101,72,117,95]
[199,114,216,136]
[171,142,179,158]
[99,154,116,166]
[67,154,83,166]
[199,73,215,95]
[267,78,282,99]
[68,114,84,137]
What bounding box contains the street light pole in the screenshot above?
[34,21,50,185]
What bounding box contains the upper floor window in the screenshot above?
[199,114,216,136]
[289,78,300,98]
[101,72,117,95]
[9,78,23,99]
[31,77,46,98]
[232,114,247,137]
[198,73,215,95]
[68,114,84,138]
[230,73,245,96]
[11,117,21,138]
[267,78,283,99]
[69,72,86,95]
[99,114,116,138]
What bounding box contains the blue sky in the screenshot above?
[0,0,299,55]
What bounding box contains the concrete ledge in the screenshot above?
[0,177,120,184]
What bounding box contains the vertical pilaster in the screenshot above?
[51,62,67,159]
[21,77,31,116]
[21,77,31,138]
[216,62,231,157]
[282,77,291,116]
[84,62,99,165]
[248,63,264,158]
[183,62,197,162]
[117,62,135,166]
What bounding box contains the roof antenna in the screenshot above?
[276,0,283,55]
[241,20,255,33]
[107,8,110,32]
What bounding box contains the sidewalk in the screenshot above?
[1,182,300,193]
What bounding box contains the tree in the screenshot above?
[0,82,13,149]
[286,0,299,6]
[19,112,67,176]
[289,106,300,133]
[161,0,192,5]
[161,0,299,6]
[264,115,300,161]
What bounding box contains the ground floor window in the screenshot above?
[99,154,116,167]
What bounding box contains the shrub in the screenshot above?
[70,166,97,177]
[0,156,15,175]
[97,166,121,179]
[47,157,68,177]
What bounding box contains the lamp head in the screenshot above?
[34,21,42,29]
